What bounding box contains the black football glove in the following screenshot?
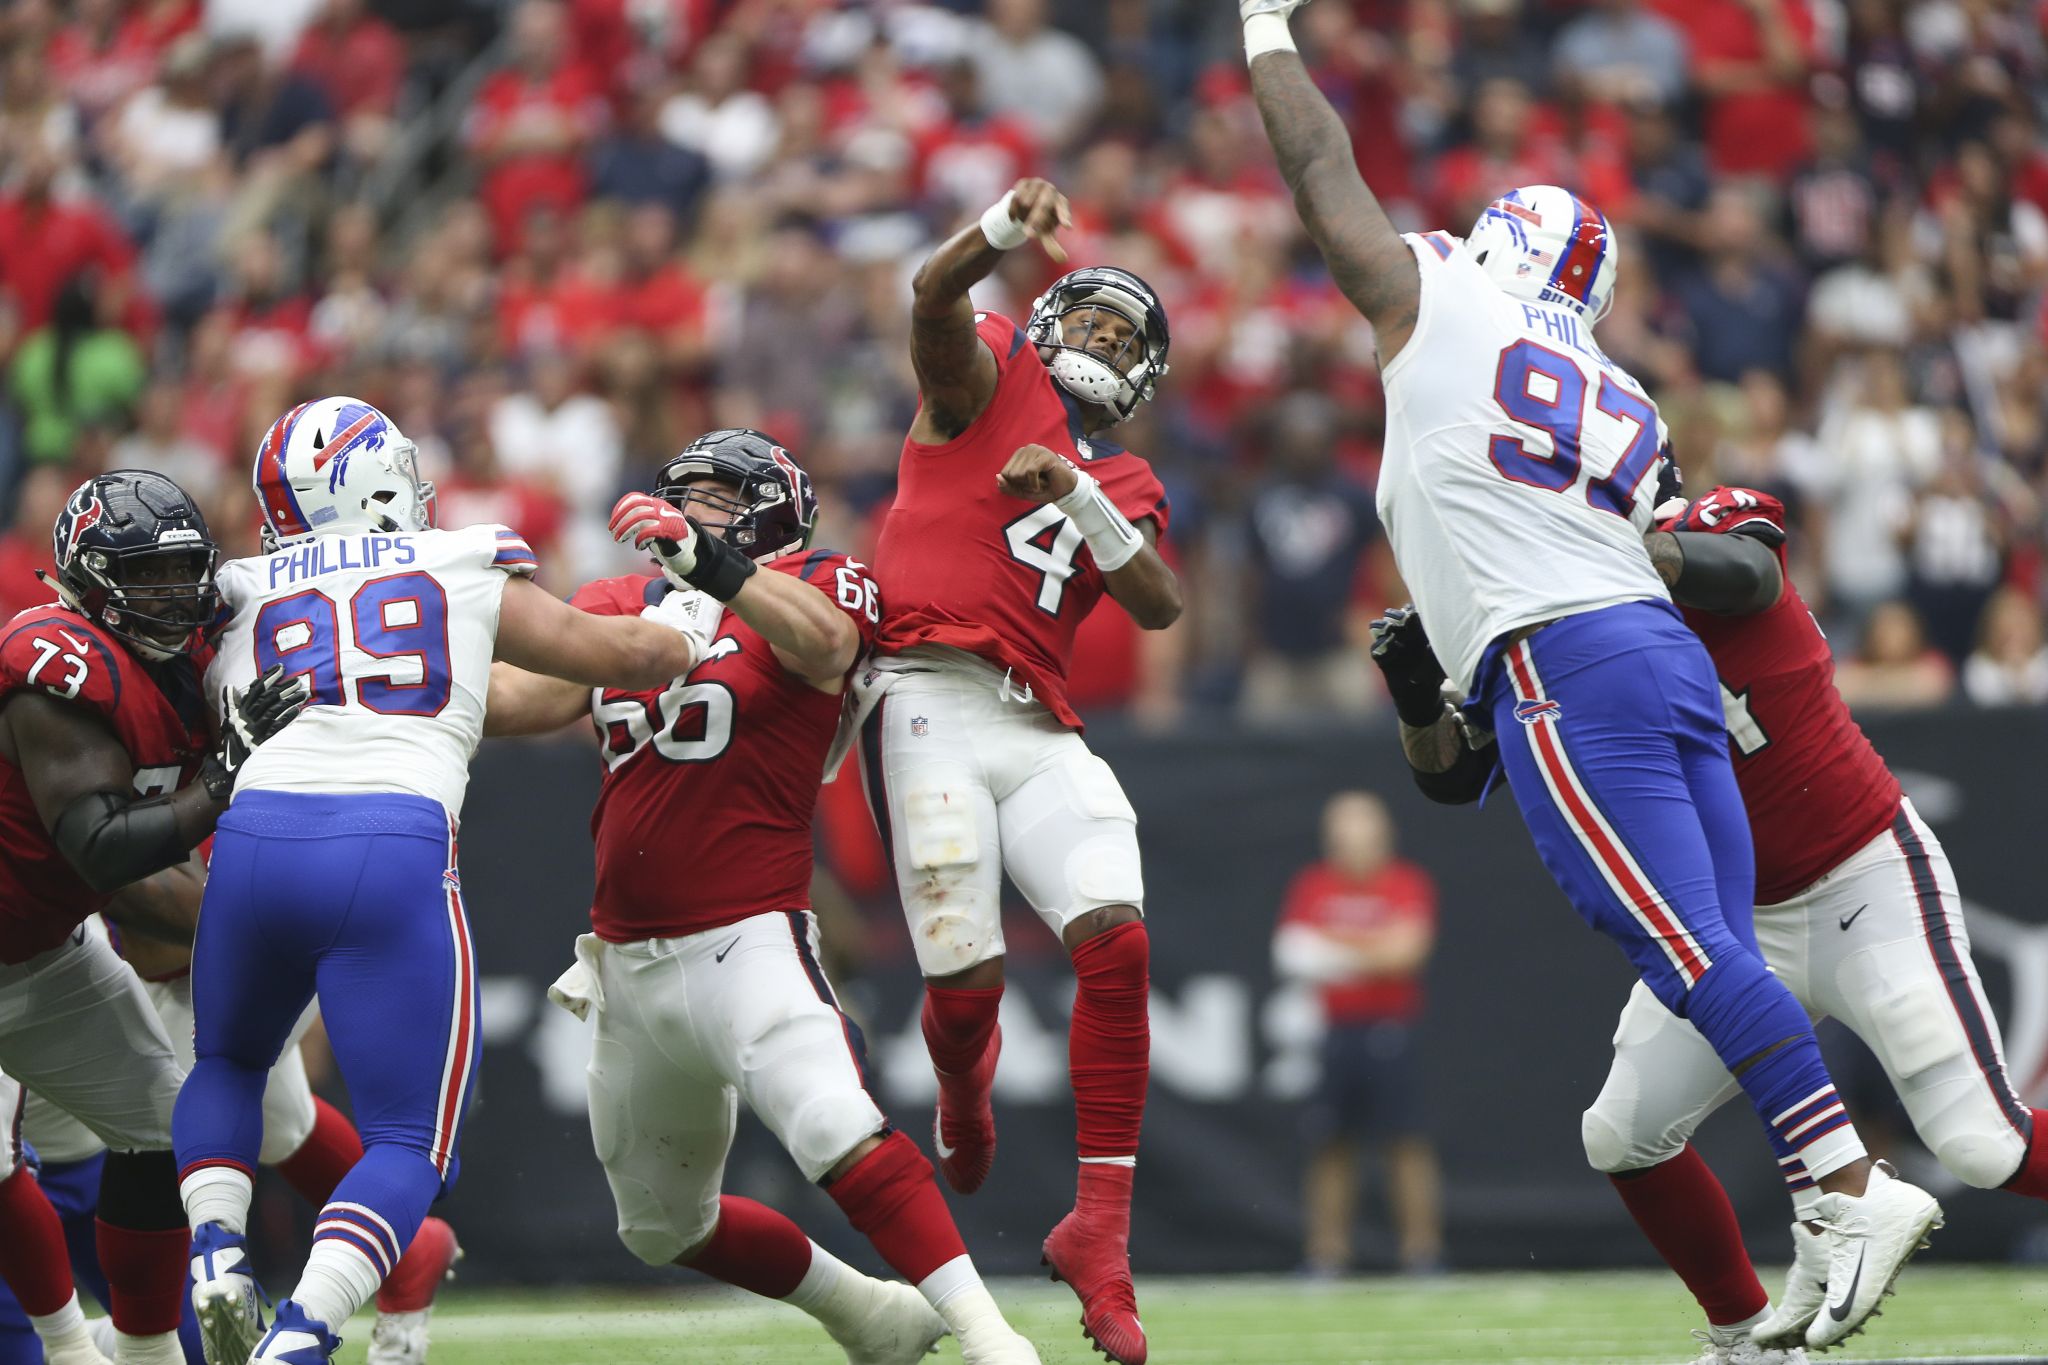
[1369,605,1450,728]
[201,664,312,801]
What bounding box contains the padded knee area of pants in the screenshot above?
[617,1210,693,1267]
[256,1084,317,1168]
[786,1093,887,1183]
[1581,1073,1685,1173]
[1933,1129,2026,1189]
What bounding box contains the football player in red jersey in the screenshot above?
[861,175,1184,1365]
[1379,485,2048,1363]
[487,430,1044,1365]
[0,471,306,1365]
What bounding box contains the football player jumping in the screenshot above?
[1241,0,1939,1350]
[0,471,308,1365]
[1373,487,2048,1363]
[862,176,1182,1364]
[487,429,1043,1365]
[175,397,708,1365]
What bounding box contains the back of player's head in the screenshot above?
[1467,185,1620,324]
[1025,266,1171,423]
[253,396,434,547]
[654,428,817,562]
[50,469,219,660]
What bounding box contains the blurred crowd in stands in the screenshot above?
[0,0,2045,721]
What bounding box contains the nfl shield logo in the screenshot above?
[910,715,930,738]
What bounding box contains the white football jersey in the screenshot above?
[207,524,538,817]
[1377,231,1670,693]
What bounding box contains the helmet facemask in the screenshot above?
[74,544,221,660]
[1026,272,1171,423]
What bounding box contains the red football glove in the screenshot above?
[608,492,700,586]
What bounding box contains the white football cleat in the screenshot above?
[37,1329,112,1365]
[1689,1324,1807,1363]
[188,1221,265,1365]
[366,1309,431,1365]
[821,1277,949,1365]
[1803,1162,1942,1350]
[1751,1222,1829,1349]
[249,1299,341,1363]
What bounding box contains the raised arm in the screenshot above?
[1243,0,1421,361]
[1645,530,1785,615]
[909,177,1071,442]
[493,574,703,692]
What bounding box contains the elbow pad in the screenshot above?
[1412,739,1499,806]
[51,790,192,894]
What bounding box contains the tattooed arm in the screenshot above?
[908,177,1070,443]
[1244,3,1420,361]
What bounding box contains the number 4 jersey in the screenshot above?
[0,605,212,963]
[572,550,881,942]
[1665,487,1901,903]
[1377,232,1670,694]
[207,523,538,817]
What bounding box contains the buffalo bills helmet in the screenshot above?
[252,396,433,547]
[51,470,219,660]
[1466,185,1621,324]
[653,428,817,562]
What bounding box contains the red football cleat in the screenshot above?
[933,1024,1000,1195]
[1041,1167,1145,1365]
[375,1216,461,1313]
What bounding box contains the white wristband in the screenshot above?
[1244,12,1297,60]
[979,192,1029,251]
[1055,469,1144,573]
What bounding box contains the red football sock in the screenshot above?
[0,1168,77,1316]
[1069,922,1149,1160]
[683,1197,815,1299]
[827,1131,967,1285]
[922,985,1002,1077]
[95,1221,189,1335]
[275,1098,366,1208]
[1609,1145,1767,1326]
[2002,1111,2048,1200]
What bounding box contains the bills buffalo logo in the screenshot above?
[310,402,390,493]
[52,486,107,564]
[1514,698,1563,725]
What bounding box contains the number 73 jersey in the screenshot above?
[207,524,537,817]
[571,549,881,943]
[1376,232,1671,694]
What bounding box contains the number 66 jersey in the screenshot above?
[207,523,537,816]
[1376,232,1672,695]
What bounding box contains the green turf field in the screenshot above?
[325,1267,2048,1364]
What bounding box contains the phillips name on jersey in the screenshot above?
[0,605,212,962]
[1664,487,1902,903]
[573,549,881,941]
[207,522,538,817]
[874,311,1170,730]
[1376,232,1671,694]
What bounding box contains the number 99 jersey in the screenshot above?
[206,523,538,817]
[1377,232,1670,695]
[572,550,881,942]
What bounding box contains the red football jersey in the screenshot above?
[0,605,212,964]
[1669,488,1903,903]
[873,312,1172,730]
[572,551,880,942]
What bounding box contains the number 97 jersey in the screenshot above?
[1376,232,1671,696]
[206,524,538,818]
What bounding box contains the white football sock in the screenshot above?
[180,1167,252,1236]
[293,1241,385,1330]
[783,1240,856,1319]
[918,1255,1008,1340]
[113,1330,185,1364]
[29,1293,96,1358]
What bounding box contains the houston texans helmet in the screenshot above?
[1467,185,1621,323]
[252,396,433,547]
[1025,265,1170,422]
[51,470,219,660]
[653,428,817,562]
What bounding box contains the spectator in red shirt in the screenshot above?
[0,466,70,622]
[290,0,406,163]
[46,0,196,123]
[0,149,142,336]
[911,58,1040,221]
[1274,791,1442,1275]
[465,0,608,252]
[1651,0,1817,180]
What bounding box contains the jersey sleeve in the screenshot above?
[0,613,124,716]
[567,574,659,618]
[1095,456,1172,541]
[479,524,539,578]
[784,549,882,654]
[973,311,1032,379]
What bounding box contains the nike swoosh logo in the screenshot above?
[934,1125,957,1161]
[713,936,741,963]
[1839,904,1869,931]
[58,629,88,653]
[1827,1243,1866,1321]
